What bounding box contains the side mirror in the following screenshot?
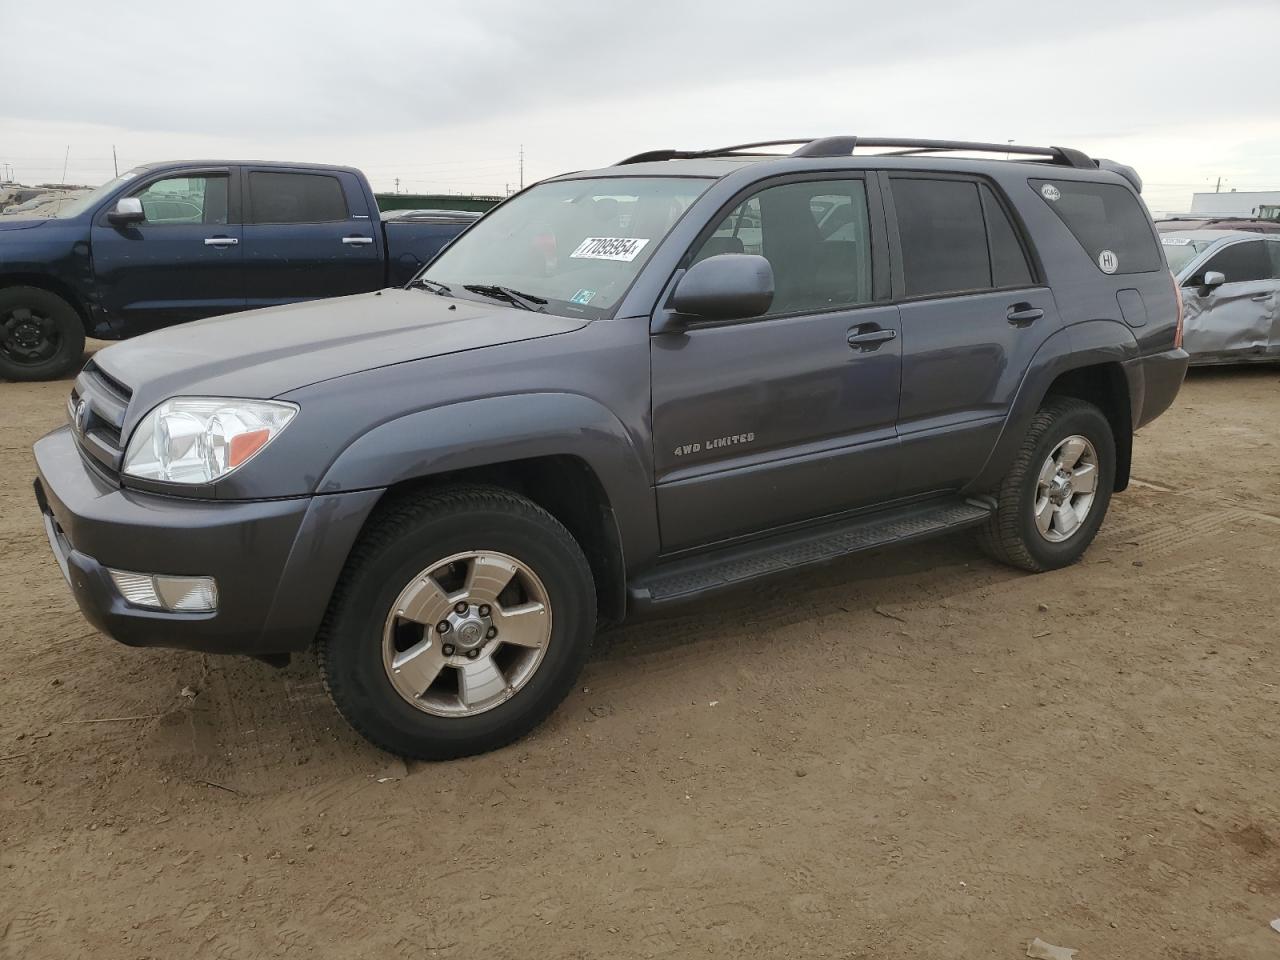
[107,196,145,225]
[668,254,774,324]
[1202,270,1226,290]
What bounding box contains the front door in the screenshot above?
[240,168,383,308]
[651,176,902,552]
[89,168,243,333]
[1182,238,1279,361]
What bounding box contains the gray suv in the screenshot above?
[33,137,1189,759]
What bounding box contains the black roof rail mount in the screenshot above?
[616,136,1098,171]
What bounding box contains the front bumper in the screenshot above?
[33,426,382,655]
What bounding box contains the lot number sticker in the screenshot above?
[570,237,650,262]
[1041,184,1061,201]
[1097,249,1119,274]
[1162,236,1192,246]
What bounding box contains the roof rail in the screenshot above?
[615,136,1097,171]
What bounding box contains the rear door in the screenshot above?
[240,168,383,308]
[884,173,1059,494]
[1182,239,1275,361]
[650,174,902,551]
[89,167,243,333]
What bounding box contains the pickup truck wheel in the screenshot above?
[978,397,1115,573]
[318,486,596,760]
[0,287,86,382]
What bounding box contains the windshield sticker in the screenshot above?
[569,288,596,305]
[1098,249,1119,274]
[570,237,650,262]
[1040,184,1061,202]
[1162,236,1193,246]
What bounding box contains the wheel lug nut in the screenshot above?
[442,644,455,657]
[454,601,468,614]
[436,621,450,633]
[466,649,480,659]
[486,627,497,640]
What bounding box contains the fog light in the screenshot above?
[108,569,218,612]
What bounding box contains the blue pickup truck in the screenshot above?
[0,160,478,380]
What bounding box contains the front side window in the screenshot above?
[134,175,228,225]
[1031,178,1162,275]
[691,178,874,315]
[248,172,348,224]
[421,176,711,316]
[1191,240,1271,286]
[1269,240,1280,279]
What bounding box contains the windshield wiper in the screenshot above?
[462,284,548,312]
[410,277,453,296]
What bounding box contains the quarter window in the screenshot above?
[1030,178,1162,275]
[1192,240,1272,286]
[692,179,874,316]
[248,172,348,224]
[981,185,1033,288]
[133,174,228,225]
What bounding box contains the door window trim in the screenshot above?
[880,170,1045,303]
[652,171,892,332]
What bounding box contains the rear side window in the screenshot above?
[1270,241,1280,279]
[1193,240,1272,285]
[1031,178,1161,275]
[248,172,348,224]
[891,178,1032,297]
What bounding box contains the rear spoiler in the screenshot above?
[1096,159,1142,194]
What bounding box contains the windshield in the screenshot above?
[49,167,148,220]
[1160,236,1214,274]
[418,176,712,316]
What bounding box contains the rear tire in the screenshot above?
[0,286,85,382]
[978,397,1115,572]
[318,485,596,760]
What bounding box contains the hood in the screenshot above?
[94,289,590,405]
[0,219,49,232]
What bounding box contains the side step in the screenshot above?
[628,497,994,610]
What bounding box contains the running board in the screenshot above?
[628,498,994,610]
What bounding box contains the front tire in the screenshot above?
[0,286,85,382]
[978,397,1116,572]
[318,486,596,760]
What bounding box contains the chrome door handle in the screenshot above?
[1251,293,1272,302]
[1007,304,1044,326]
[342,236,374,246]
[847,327,897,350]
[203,237,238,247]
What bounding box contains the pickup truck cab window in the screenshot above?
[420,176,711,316]
[247,171,348,224]
[133,174,229,225]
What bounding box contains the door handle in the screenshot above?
[203,237,238,247]
[1007,304,1044,326]
[846,326,897,350]
[342,236,375,246]
[1251,293,1272,302]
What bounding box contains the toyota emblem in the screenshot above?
[73,398,90,435]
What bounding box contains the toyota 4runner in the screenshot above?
[33,136,1189,759]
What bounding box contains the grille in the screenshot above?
[68,361,133,480]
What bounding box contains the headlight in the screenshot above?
[122,397,298,483]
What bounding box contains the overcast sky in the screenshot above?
[3,0,1278,213]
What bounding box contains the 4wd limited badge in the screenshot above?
[673,432,756,457]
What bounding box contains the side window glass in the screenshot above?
[134,175,228,225]
[1030,178,1162,274]
[1266,241,1280,280]
[248,172,348,224]
[1199,241,1271,285]
[980,184,1033,288]
[892,178,990,297]
[691,180,874,316]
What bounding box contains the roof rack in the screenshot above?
[615,136,1096,171]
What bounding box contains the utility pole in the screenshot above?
[1214,177,1221,193]
[394,177,400,194]
[61,146,70,186]
[519,144,524,191]
[112,145,118,178]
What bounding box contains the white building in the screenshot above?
[1189,190,1280,219]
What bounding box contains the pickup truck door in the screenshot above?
[240,168,384,308]
[89,167,244,333]
[650,175,901,552]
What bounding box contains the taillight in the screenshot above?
[1171,270,1184,349]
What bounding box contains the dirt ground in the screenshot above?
[2,354,1279,960]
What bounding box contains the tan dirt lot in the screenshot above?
[2,356,1279,960]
